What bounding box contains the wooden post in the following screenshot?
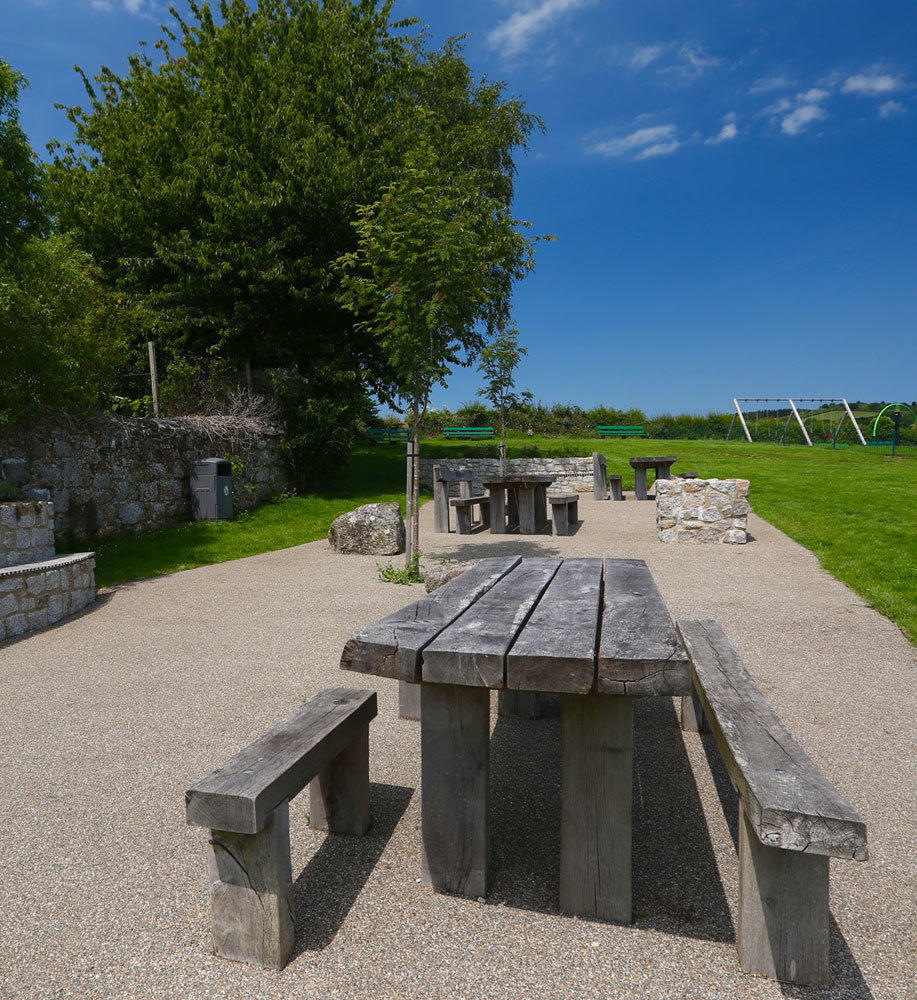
[398,679,421,720]
[534,483,548,525]
[207,802,295,969]
[147,341,160,418]
[489,489,506,534]
[679,692,710,733]
[593,452,607,500]
[405,439,413,563]
[517,486,537,534]
[633,466,648,500]
[560,695,633,923]
[737,803,830,987]
[433,465,449,533]
[309,726,371,835]
[421,682,490,898]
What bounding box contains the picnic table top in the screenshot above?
[479,474,555,487]
[341,556,690,697]
[628,456,677,468]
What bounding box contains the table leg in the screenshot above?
[489,488,506,534]
[398,679,421,720]
[560,694,633,923]
[506,488,518,528]
[656,464,674,481]
[634,467,648,500]
[517,486,537,534]
[535,483,547,525]
[421,683,490,898]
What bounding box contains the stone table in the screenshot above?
[479,475,555,533]
[628,456,677,500]
[340,556,690,923]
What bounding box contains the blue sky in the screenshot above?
[3,0,916,415]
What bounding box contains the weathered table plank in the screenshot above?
[598,559,690,695]
[422,558,562,687]
[676,620,867,860]
[506,558,602,694]
[340,557,521,681]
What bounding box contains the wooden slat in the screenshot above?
[340,556,521,681]
[676,620,868,860]
[598,559,690,695]
[185,688,377,834]
[506,558,602,693]
[422,558,562,687]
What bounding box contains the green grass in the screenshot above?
[72,436,915,643]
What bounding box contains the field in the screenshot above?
[79,438,916,642]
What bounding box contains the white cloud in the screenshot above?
[666,43,722,80]
[588,124,681,160]
[797,88,830,103]
[488,0,594,57]
[630,44,663,70]
[841,68,904,96]
[879,100,906,118]
[761,97,793,116]
[781,104,827,135]
[749,74,793,95]
[706,121,738,144]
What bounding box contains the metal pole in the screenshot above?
[842,398,867,445]
[147,341,159,418]
[788,399,812,446]
[733,399,753,443]
[892,412,901,457]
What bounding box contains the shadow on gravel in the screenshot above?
[698,738,875,999]
[429,539,562,561]
[291,782,413,955]
[487,696,734,943]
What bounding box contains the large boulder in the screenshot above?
[328,502,405,555]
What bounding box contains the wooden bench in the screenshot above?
[549,493,579,535]
[185,688,377,969]
[432,464,477,533]
[597,425,646,438]
[676,621,867,988]
[367,428,409,443]
[449,495,491,534]
[443,426,494,439]
[609,473,623,500]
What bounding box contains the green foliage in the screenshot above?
[477,327,531,458]
[0,60,45,268]
[0,233,132,423]
[0,480,24,501]
[378,552,424,585]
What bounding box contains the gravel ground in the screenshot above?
[1,492,914,1000]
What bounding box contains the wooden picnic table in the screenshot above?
[479,474,555,534]
[629,455,677,499]
[340,556,690,923]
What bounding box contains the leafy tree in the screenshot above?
[336,132,542,561]
[0,59,45,269]
[477,327,532,472]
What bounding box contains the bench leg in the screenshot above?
[398,679,421,720]
[571,498,578,524]
[454,505,472,535]
[309,725,371,835]
[478,500,491,529]
[488,489,506,533]
[737,803,830,987]
[553,503,570,536]
[634,467,648,500]
[498,689,561,719]
[421,683,490,898]
[679,692,710,733]
[517,487,537,534]
[611,478,623,501]
[560,695,633,923]
[593,453,607,500]
[208,802,295,970]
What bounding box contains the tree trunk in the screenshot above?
[411,393,422,564]
[404,426,413,568]
[500,403,507,476]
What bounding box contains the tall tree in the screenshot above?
[336,132,542,562]
[477,328,532,473]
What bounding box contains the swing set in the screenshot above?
[727,398,868,446]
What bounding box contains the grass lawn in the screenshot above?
[76,436,915,643]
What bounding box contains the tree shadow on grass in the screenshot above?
[290,782,413,956]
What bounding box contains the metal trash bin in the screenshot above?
[190,458,233,521]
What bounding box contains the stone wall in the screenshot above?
[420,457,594,496]
[0,413,288,541]
[0,554,96,640]
[0,501,55,568]
[655,478,750,543]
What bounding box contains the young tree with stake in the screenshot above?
[477,328,532,474]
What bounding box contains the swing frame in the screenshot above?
[727,398,867,446]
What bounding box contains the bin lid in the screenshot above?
[191,458,232,476]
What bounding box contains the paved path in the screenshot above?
[1,494,913,999]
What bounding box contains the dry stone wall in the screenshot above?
[0,413,287,541]
[0,554,96,640]
[419,457,594,496]
[0,501,54,567]
[655,478,750,543]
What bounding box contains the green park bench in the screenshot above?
[443,427,494,439]
[597,425,646,438]
[367,428,410,444]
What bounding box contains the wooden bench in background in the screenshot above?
[676,621,867,988]
[185,688,377,970]
[549,493,579,535]
[597,425,646,438]
[443,427,494,439]
[367,428,410,444]
[450,495,491,534]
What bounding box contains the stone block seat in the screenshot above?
[655,478,750,543]
[0,501,95,641]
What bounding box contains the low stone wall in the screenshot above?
[0,554,96,640]
[0,412,288,541]
[655,478,750,543]
[420,457,594,496]
[0,501,55,568]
